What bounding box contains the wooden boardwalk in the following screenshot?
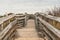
[14,19,44,40]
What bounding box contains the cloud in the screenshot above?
[0,0,60,15]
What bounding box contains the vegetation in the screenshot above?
[48,7,60,17]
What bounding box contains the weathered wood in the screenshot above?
[38,17,60,40]
[39,13,60,30]
[0,20,17,40]
[56,22,60,30]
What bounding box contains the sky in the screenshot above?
[0,0,60,15]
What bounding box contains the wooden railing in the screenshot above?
[0,15,16,31]
[37,13,60,40]
[15,14,27,27]
[0,14,17,40]
[39,13,60,30]
[0,20,17,40]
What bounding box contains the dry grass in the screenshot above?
[48,7,60,17]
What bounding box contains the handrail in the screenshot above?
[16,17,25,20]
[0,15,15,24]
[39,13,60,30]
[39,13,60,22]
[0,20,17,39]
[38,17,60,38]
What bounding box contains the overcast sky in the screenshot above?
[0,0,60,15]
